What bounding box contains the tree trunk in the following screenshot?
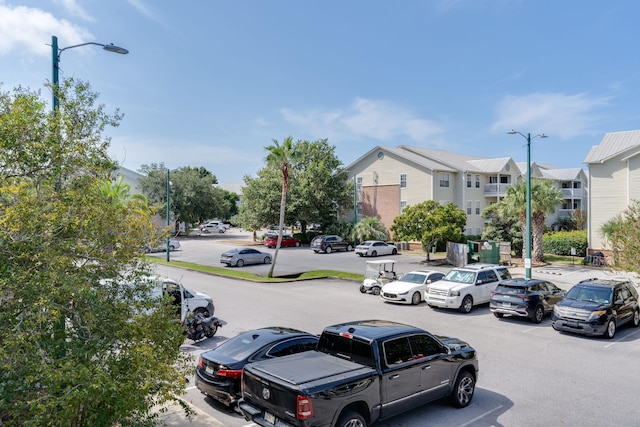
[268,180,287,278]
[532,211,545,263]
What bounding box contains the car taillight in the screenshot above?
[296,395,313,419]
[197,356,204,368]
[217,369,243,379]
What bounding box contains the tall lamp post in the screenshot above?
[507,130,547,279]
[166,169,171,262]
[51,35,128,111]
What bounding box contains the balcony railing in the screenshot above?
[561,188,583,198]
[484,183,512,197]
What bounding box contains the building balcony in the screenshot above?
[484,183,512,197]
[561,188,583,198]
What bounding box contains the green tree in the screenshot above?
[481,203,522,256]
[264,136,302,278]
[138,164,231,224]
[0,82,190,426]
[601,200,640,273]
[390,201,466,261]
[352,217,388,243]
[288,139,352,232]
[500,179,563,264]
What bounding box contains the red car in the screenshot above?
[264,234,301,248]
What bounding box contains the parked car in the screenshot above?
[220,248,272,267]
[552,278,640,338]
[239,320,478,427]
[264,234,301,248]
[355,240,398,257]
[310,235,353,253]
[425,264,512,313]
[380,270,445,305]
[144,238,180,253]
[195,327,318,408]
[200,221,226,233]
[490,279,565,323]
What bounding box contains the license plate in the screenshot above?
[264,411,276,425]
[502,302,511,307]
[205,366,214,375]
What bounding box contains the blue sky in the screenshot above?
[2,1,640,185]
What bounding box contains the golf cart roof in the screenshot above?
[365,259,396,265]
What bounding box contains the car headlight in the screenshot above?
[588,310,607,322]
[450,290,460,297]
[398,291,409,296]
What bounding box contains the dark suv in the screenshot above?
[310,235,352,254]
[490,279,565,323]
[552,279,640,339]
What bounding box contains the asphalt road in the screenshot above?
[150,230,639,427]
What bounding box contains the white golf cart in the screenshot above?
[360,259,400,295]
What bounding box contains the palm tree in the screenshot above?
[501,179,563,264]
[352,217,388,243]
[264,137,301,278]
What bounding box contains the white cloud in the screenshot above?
[55,0,93,21]
[280,98,444,143]
[491,92,611,139]
[0,4,92,56]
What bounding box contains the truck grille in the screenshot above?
[428,288,448,297]
[555,306,591,321]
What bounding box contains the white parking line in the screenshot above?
[460,405,504,427]
[604,328,640,348]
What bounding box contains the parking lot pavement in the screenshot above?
[155,398,225,427]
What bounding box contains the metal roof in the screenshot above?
[583,130,640,164]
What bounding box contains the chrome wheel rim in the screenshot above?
[457,375,474,405]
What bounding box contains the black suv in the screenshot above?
[552,279,640,339]
[490,279,566,323]
[310,235,352,254]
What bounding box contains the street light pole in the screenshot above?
[166,169,171,262]
[507,130,547,280]
[51,35,129,111]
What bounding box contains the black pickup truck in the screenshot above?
[238,319,478,427]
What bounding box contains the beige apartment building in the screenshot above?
[346,145,588,238]
[583,129,640,252]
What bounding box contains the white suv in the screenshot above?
[425,264,511,313]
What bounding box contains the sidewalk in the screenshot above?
[156,399,226,427]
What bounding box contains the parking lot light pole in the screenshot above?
[166,169,171,262]
[52,35,129,111]
[507,130,547,280]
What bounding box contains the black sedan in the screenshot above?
[195,327,318,408]
[489,278,565,323]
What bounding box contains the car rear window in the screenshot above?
[317,332,375,368]
[495,284,526,295]
[214,330,291,361]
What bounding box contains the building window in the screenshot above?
[476,227,481,235]
[500,176,510,184]
[573,182,581,188]
[466,174,471,188]
[400,174,407,189]
[489,176,498,184]
[476,175,480,188]
[356,176,362,193]
[400,200,407,212]
[440,200,449,206]
[475,201,481,215]
[465,227,473,235]
[439,173,450,188]
[466,201,472,215]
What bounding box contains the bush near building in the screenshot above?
[542,230,588,257]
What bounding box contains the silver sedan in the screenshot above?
[220,248,272,267]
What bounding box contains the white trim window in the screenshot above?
[466,174,471,188]
[466,201,472,215]
[400,173,407,189]
[439,173,450,188]
[475,201,481,215]
[400,200,407,212]
[475,175,480,188]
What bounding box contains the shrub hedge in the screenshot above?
[542,230,588,256]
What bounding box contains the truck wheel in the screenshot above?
[336,411,367,427]
[458,295,473,313]
[448,370,475,408]
[411,292,421,305]
[603,319,616,339]
[325,246,332,254]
